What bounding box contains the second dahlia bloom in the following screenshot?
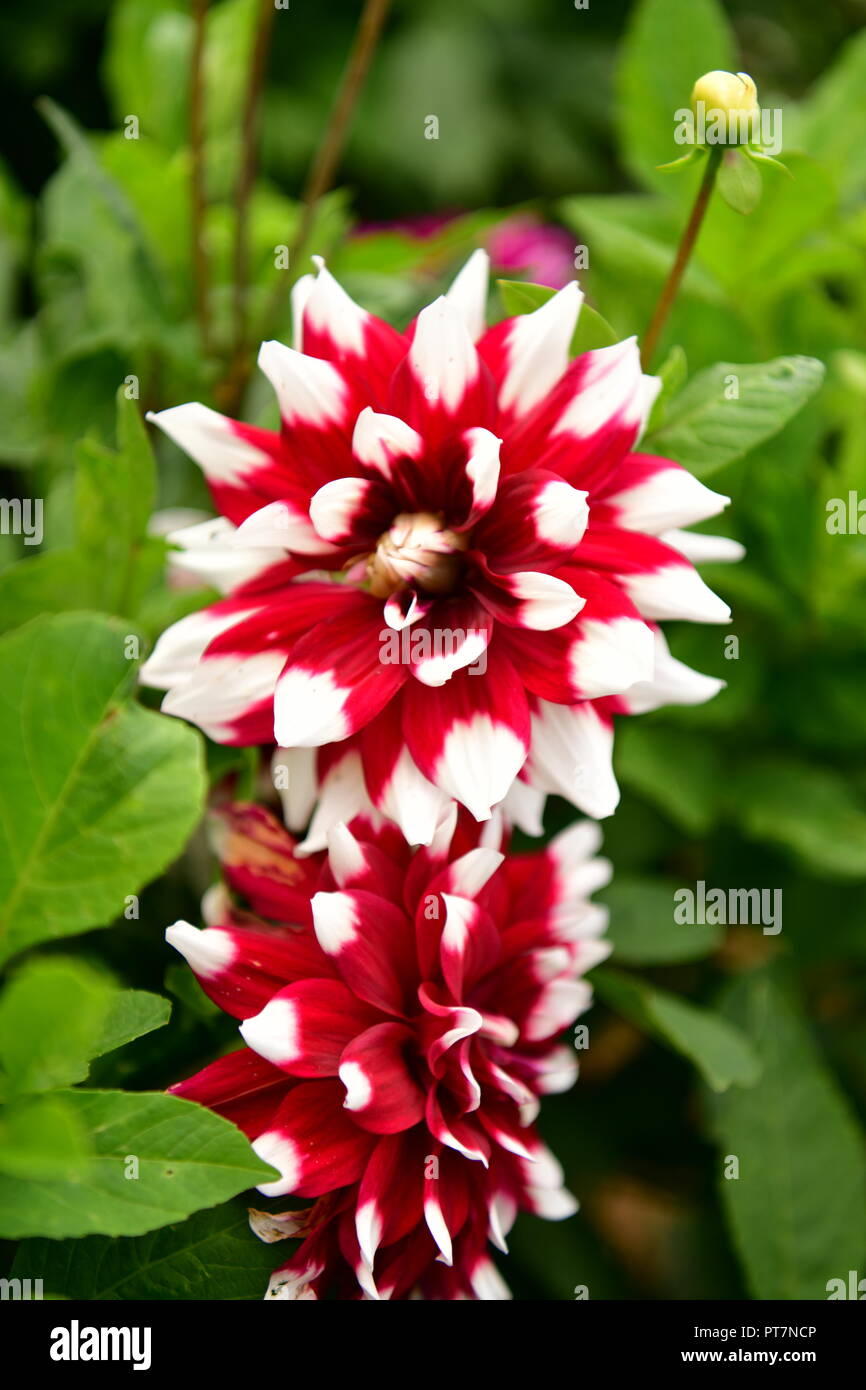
[142,252,737,842]
[167,802,610,1299]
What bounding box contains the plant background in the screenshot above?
[0,0,865,1300]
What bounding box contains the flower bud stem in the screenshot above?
[641,146,723,370]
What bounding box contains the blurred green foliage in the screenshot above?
[0,0,865,1301]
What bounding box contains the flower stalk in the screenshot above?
[640,145,722,370]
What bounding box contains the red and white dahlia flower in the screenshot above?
[167,801,610,1299]
[142,251,739,842]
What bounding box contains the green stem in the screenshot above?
[641,147,722,370]
[189,0,211,356]
[232,0,277,363]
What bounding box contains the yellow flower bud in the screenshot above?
[690,70,759,146]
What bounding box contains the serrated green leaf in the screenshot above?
[645,356,825,477]
[707,973,866,1298]
[594,968,760,1092]
[0,1089,277,1239]
[0,613,205,965]
[12,1199,278,1300]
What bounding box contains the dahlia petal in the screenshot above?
[351,407,424,482]
[407,598,492,688]
[234,497,338,556]
[459,426,501,526]
[439,892,501,998]
[403,651,530,821]
[622,560,732,623]
[508,338,659,490]
[524,978,593,1042]
[660,528,746,564]
[253,1079,374,1197]
[597,454,730,532]
[296,749,377,855]
[339,1022,426,1133]
[169,1046,288,1139]
[258,340,350,431]
[474,471,589,571]
[360,723,452,847]
[620,627,724,714]
[272,746,318,831]
[140,604,261,692]
[525,700,620,820]
[443,247,490,342]
[239,979,380,1076]
[308,475,391,545]
[165,516,286,592]
[147,403,290,524]
[162,649,288,744]
[479,279,582,419]
[294,257,407,392]
[389,296,495,442]
[311,889,415,1016]
[469,1257,512,1300]
[274,597,408,747]
[568,600,656,698]
[472,566,585,631]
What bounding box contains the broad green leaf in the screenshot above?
[735,759,866,879]
[13,1200,278,1300]
[616,724,723,836]
[104,0,192,150]
[600,877,722,964]
[697,155,835,292]
[645,356,825,477]
[616,0,736,195]
[0,1089,278,1239]
[594,968,759,1092]
[0,613,206,965]
[0,1095,92,1181]
[707,974,866,1298]
[0,960,112,1096]
[94,991,172,1059]
[496,278,617,352]
[794,29,866,200]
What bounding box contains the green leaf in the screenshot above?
[496,278,617,352]
[794,29,866,200]
[0,959,112,1095]
[0,1089,278,1239]
[716,150,763,215]
[94,991,172,1059]
[616,0,736,195]
[0,1094,91,1182]
[707,973,866,1298]
[13,1200,278,1300]
[600,877,722,964]
[734,759,866,879]
[645,356,825,477]
[616,724,723,836]
[0,613,206,965]
[594,968,760,1093]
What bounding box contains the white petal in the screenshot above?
[569,614,655,697]
[443,247,490,342]
[499,280,583,417]
[258,340,347,426]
